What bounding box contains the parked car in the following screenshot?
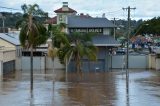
[116,48,126,55]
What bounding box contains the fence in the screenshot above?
[17,56,65,71]
[110,54,149,69]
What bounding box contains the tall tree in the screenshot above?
[47,23,69,79]
[17,4,48,93]
[135,17,160,36]
[58,32,97,73]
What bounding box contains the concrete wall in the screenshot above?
[46,57,65,70]
[21,57,45,70]
[156,58,160,70]
[0,39,15,48]
[150,54,156,69]
[20,56,64,71]
[0,50,16,62]
[149,54,160,70]
[111,55,149,69]
[0,61,3,76]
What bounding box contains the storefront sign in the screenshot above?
[69,28,103,33]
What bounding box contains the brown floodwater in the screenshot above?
[0,69,160,106]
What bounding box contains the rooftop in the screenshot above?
[92,35,120,46]
[54,2,77,13]
[68,16,116,28]
[0,33,20,46]
[45,16,57,24]
[54,7,77,13]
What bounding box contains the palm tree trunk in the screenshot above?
[52,58,55,81]
[76,52,81,73]
[29,14,33,93]
[30,45,33,93]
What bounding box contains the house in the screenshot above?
[46,2,120,72]
[67,16,120,72]
[0,33,21,75]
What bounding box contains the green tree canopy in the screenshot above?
[17,4,48,92]
[58,32,97,73]
[135,17,160,36]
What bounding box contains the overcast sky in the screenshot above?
[0,0,160,20]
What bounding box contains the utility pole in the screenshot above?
[112,18,118,39]
[122,6,136,100]
[122,6,136,70]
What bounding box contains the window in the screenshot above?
[59,15,62,21]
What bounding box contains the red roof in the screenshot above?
[54,7,77,13]
[45,16,57,24]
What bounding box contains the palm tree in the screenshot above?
[58,32,97,73]
[47,23,69,79]
[17,4,48,92]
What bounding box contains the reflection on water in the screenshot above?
[0,70,160,106]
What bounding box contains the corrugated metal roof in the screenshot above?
[0,33,20,46]
[92,35,121,46]
[68,16,116,28]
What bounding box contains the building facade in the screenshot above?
[0,33,21,75]
[46,2,120,72]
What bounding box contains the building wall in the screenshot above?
[57,13,75,24]
[0,39,15,49]
[111,55,149,69]
[20,56,64,71]
[21,56,45,70]
[0,50,16,62]
[68,46,109,72]
[103,28,111,35]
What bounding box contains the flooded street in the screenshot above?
[0,70,160,106]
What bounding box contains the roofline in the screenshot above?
[68,26,115,28]
[71,43,121,47]
[54,7,77,13]
[54,11,77,13]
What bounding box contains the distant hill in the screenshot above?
[0,12,48,28]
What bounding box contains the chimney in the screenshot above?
[102,13,105,18]
[62,2,69,11]
[63,2,68,7]
[80,13,84,16]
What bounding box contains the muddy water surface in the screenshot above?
[0,70,160,106]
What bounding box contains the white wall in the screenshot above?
[103,28,111,35]
[156,58,160,70]
[111,55,149,69]
[0,50,16,62]
[0,39,15,48]
[21,57,45,70]
[20,56,65,71]
[0,61,3,76]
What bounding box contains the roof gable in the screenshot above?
[54,7,77,13]
[45,16,57,24]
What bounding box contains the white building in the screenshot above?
[0,33,21,76]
